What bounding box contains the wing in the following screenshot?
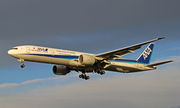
[96,37,166,60]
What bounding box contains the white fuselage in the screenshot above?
[8,45,155,73]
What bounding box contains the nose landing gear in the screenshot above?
[18,58,25,68]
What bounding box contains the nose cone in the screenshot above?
[8,50,12,55]
[8,49,18,58]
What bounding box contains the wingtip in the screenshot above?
[158,37,166,40]
[166,60,174,63]
[170,60,174,62]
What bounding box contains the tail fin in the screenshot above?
[136,43,154,64]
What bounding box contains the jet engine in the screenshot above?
[52,65,70,75]
[79,54,96,65]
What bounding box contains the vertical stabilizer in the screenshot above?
[136,43,154,64]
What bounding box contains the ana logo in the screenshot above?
[142,47,152,60]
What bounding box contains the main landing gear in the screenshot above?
[79,73,90,80]
[95,69,105,75]
[78,69,105,80]
[18,58,25,68]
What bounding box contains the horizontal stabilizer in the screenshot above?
[146,60,174,67]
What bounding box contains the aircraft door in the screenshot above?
[26,47,30,53]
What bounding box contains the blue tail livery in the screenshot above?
[136,43,154,64]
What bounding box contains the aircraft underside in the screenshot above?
[19,55,153,80]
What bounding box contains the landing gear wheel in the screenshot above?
[81,75,85,79]
[84,75,90,80]
[100,71,105,75]
[21,64,25,68]
[79,74,82,78]
[95,69,105,75]
[85,76,90,80]
[79,73,90,80]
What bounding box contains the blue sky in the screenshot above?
[0,0,180,108]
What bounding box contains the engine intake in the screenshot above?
[79,54,96,65]
[52,65,70,75]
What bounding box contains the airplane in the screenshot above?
[8,37,173,80]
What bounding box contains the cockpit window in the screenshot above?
[11,48,18,50]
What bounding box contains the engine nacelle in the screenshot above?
[79,54,96,65]
[52,65,70,75]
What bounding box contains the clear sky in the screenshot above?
[0,0,180,108]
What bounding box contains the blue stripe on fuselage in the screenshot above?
[26,54,79,60]
[24,54,145,64]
